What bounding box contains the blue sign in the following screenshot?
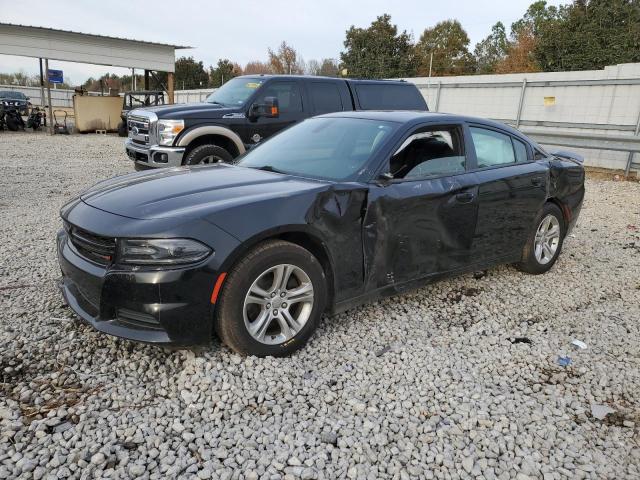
[48,69,63,84]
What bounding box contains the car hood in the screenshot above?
[134,103,242,120]
[80,165,328,220]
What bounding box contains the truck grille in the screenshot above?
[128,114,152,146]
[65,222,116,265]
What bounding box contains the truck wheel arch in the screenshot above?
[177,126,246,157]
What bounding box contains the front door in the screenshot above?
[363,123,480,290]
[246,80,306,146]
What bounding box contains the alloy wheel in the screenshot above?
[243,264,315,345]
[534,214,561,265]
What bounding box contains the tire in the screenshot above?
[6,116,20,131]
[117,121,128,137]
[215,240,328,357]
[517,202,565,274]
[183,144,233,166]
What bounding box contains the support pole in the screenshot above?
[516,78,528,128]
[45,59,53,135]
[38,58,45,107]
[132,68,135,91]
[624,107,640,176]
[144,70,150,90]
[167,72,175,105]
[434,82,442,112]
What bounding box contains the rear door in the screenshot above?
[363,122,479,289]
[305,80,352,114]
[468,124,548,262]
[246,80,306,144]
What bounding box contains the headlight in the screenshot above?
[118,238,211,265]
[157,119,185,146]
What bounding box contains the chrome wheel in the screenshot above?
[243,264,315,345]
[534,214,561,265]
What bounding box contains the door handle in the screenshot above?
[455,192,475,203]
[531,177,543,186]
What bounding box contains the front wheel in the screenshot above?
[215,240,327,356]
[517,203,565,274]
[183,144,233,166]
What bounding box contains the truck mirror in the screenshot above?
[251,96,279,119]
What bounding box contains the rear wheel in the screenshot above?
[6,115,20,131]
[215,240,327,356]
[184,144,233,166]
[517,203,565,274]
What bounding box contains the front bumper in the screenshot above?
[125,138,185,169]
[57,230,216,346]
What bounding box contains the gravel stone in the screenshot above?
[0,132,639,479]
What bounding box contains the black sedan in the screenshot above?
[57,112,585,356]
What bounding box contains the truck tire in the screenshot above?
[184,144,233,166]
[6,116,20,131]
[117,121,128,137]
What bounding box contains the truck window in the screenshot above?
[308,82,343,114]
[355,84,426,110]
[256,82,303,113]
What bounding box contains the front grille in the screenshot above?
[127,115,150,134]
[65,222,116,265]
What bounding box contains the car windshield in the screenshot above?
[237,117,398,181]
[0,91,25,99]
[205,78,264,107]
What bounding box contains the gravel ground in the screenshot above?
[0,131,639,480]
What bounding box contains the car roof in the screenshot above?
[317,110,528,140]
[235,74,410,86]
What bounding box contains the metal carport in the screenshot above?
[0,23,189,131]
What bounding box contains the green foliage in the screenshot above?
[474,22,509,74]
[535,0,640,71]
[416,20,476,76]
[340,14,416,78]
[306,58,340,77]
[209,59,242,87]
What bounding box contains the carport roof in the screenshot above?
[0,23,191,72]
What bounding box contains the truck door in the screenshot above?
[246,80,306,145]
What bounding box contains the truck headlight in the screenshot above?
[118,238,211,265]
[157,119,185,146]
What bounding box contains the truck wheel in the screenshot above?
[117,121,128,137]
[6,116,20,131]
[184,144,233,166]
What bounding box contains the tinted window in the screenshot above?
[256,82,303,113]
[470,127,516,168]
[0,91,26,100]
[238,118,397,181]
[513,138,529,163]
[309,82,343,114]
[390,127,465,179]
[355,84,426,110]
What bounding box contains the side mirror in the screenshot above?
[250,96,279,119]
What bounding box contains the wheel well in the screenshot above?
[222,232,336,310]
[546,198,570,225]
[184,134,240,158]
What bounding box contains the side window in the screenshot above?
[256,82,302,114]
[356,84,426,110]
[470,127,516,168]
[513,138,529,163]
[308,82,343,114]
[389,127,465,180]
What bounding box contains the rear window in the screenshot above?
[355,84,426,110]
[308,82,343,114]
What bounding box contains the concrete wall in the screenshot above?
[403,63,640,171]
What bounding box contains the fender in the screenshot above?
[176,125,246,155]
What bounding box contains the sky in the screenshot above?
[0,0,567,85]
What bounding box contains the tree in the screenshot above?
[415,20,476,76]
[306,58,340,76]
[340,14,416,78]
[209,59,242,87]
[268,41,305,74]
[535,0,640,71]
[243,61,272,75]
[495,26,541,73]
[474,22,508,74]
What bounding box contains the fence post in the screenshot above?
[516,78,527,128]
[434,82,442,112]
[624,107,640,176]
